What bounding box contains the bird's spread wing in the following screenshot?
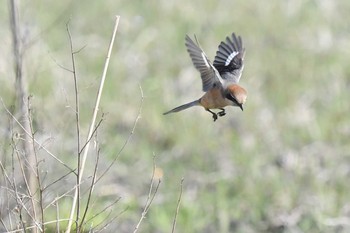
[213,33,245,84]
[185,35,223,92]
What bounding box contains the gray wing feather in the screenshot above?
[185,35,223,92]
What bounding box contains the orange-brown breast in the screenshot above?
[199,87,231,109]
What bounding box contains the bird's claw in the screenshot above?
[218,111,226,117]
[211,110,227,122]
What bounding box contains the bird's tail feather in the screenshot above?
[163,100,200,115]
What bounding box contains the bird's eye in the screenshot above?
[226,94,238,104]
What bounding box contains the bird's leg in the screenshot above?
[218,108,226,117]
[206,109,218,122]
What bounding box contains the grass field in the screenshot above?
[1,0,350,232]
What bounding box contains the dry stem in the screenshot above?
[65,15,120,233]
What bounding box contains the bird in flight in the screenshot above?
[163,32,247,121]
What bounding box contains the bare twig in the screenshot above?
[55,197,60,233]
[133,156,162,233]
[6,218,71,233]
[79,144,101,229]
[96,84,144,183]
[66,20,81,167]
[17,204,27,233]
[73,87,142,230]
[66,20,82,232]
[1,99,74,172]
[11,135,42,232]
[0,218,9,232]
[65,15,121,233]
[43,182,86,211]
[49,43,87,74]
[93,206,129,232]
[84,197,121,226]
[27,95,45,232]
[42,169,75,191]
[78,117,104,155]
[172,178,184,233]
[0,164,14,230]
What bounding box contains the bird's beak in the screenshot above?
[239,104,243,111]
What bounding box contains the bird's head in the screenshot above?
[226,84,247,111]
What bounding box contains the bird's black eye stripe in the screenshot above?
[225,93,238,105]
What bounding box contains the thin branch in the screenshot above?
[12,137,41,231]
[133,182,161,233]
[133,156,162,233]
[17,204,27,233]
[66,20,81,170]
[79,144,101,229]
[27,95,45,232]
[55,197,60,233]
[11,177,43,233]
[43,182,85,211]
[0,159,14,189]
[82,197,122,228]
[6,218,71,233]
[49,53,73,72]
[94,206,129,232]
[66,20,82,233]
[42,169,75,191]
[65,15,120,233]
[171,178,184,233]
[78,117,104,155]
[72,45,87,54]
[0,218,9,232]
[96,84,143,183]
[1,98,74,173]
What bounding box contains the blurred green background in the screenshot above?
[1,0,350,232]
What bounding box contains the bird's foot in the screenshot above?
[206,109,219,122]
[218,108,226,117]
[212,113,218,122]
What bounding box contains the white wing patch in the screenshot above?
[202,52,210,68]
[225,51,239,66]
